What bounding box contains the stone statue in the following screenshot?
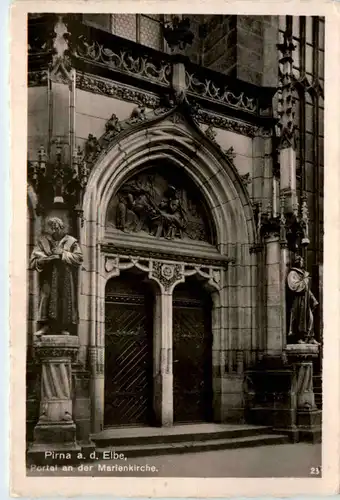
[286,255,319,345]
[30,217,83,337]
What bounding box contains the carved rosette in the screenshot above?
[151,261,184,292]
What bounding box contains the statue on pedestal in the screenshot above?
[287,255,319,345]
[30,217,83,337]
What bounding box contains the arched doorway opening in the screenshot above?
[173,277,213,424]
[104,270,154,427]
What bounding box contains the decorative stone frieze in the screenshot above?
[186,70,257,114]
[101,243,233,268]
[72,33,171,86]
[103,254,223,294]
[75,73,161,107]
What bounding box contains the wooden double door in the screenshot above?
[104,274,213,427]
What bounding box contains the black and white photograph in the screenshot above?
[15,8,333,489]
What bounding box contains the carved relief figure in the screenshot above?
[116,183,158,233]
[107,168,212,243]
[154,185,187,239]
[30,217,83,336]
[287,255,319,345]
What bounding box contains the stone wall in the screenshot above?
[28,87,49,160]
[203,15,279,87]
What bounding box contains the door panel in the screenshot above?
[173,289,213,423]
[104,279,153,427]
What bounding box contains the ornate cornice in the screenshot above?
[196,109,257,138]
[101,242,233,268]
[75,72,161,108]
[28,16,276,127]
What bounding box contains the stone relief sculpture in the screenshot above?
[286,255,319,345]
[107,169,211,242]
[30,217,83,337]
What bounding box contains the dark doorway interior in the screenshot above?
[173,279,213,423]
[104,272,154,427]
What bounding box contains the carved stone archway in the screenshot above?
[80,109,258,432]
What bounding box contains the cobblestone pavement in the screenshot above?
[28,443,322,478]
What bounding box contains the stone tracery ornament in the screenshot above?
[49,15,73,84]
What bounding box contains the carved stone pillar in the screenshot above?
[151,261,184,427]
[28,335,80,457]
[89,346,105,434]
[285,344,321,442]
[265,234,284,356]
[277,29,297,215]
[153,291,173,426]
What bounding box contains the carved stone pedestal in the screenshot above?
[28,335,81,464]
[285,344,321,443]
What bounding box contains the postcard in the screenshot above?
[10,1,340,497]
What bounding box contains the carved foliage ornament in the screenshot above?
[186,71,257,114]
[75,73,161,107]
[72,34,171,86]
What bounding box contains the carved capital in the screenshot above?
[151,261,184,292]
[33,335,79,362]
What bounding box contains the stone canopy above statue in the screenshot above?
[106,165,214,244]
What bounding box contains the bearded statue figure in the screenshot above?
[286,255,319,345]
[30,217,83,336]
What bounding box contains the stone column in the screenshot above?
[277,29,298,215]
[151,261,185,427]
[153,291,173,427]
[28,335,80,459]
[265,234,284,356]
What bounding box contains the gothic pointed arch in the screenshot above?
[82,105,256,251]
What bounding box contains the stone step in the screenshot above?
[91,424,275,448]
[95,433,289,458]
